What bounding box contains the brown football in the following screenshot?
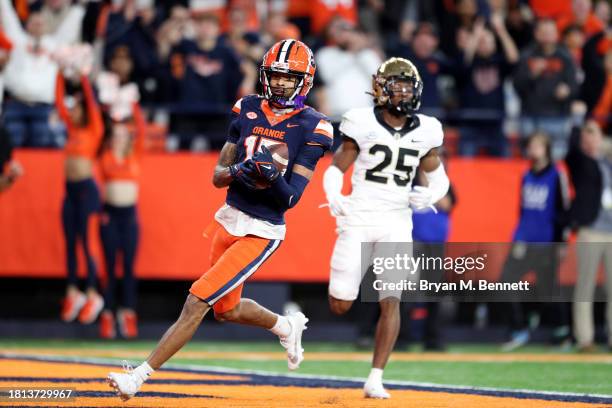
[253,143,289,189]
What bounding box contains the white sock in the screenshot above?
[367,368,384,384]
[133,362,154,383]
[269,315,292,337]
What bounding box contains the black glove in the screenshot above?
[252,146,280,182]
[229,159,258,190]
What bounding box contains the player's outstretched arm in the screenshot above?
[409,148,450,210]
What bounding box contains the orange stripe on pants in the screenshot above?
[190,221,280,314]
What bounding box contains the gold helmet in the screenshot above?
[371,57,423,114]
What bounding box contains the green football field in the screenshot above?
[1,339,611,396]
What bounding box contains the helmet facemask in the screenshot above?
[260,63,311,109]
[370,57,423,117]
[377,75,423,116]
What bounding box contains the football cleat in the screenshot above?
[279,312,308,370]
[363,381,391,399]
[107,361,144,401]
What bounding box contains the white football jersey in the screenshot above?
[338,107,444,226]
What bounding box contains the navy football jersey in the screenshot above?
[225,95,333,224]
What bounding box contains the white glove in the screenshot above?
[408,185,433,211]
[327,194,350,217]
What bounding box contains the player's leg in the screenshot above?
[363,296,399,399]
[364,228,411,399]
[196,234,307,369]
[328,228,366,315]
[142,234,281,368]
[106,225,279,400]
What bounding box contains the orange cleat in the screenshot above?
[99,310,116,339]
[118,309,138,339]
[61,290,86,322]
[78,293,105,324]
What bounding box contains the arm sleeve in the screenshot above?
[293,143,327,170]
[424,162,450,205]
[269,172,311,210]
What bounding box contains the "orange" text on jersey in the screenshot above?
[252,126,286,140]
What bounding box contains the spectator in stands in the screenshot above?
[562,24,586,68]
[315,17,382,122]
[98,102,146,340]
[260,11,301,48]
[455,14,519,156]
[156,4,193,62]
[0,0,84,147]
[513,18,578,159]
[162,12,242,150]
[103,0,160,104]
[557,0,605,39]
[221,5,262,97]
[309,0,357,36]
[499,132,571,351]
[392,22,453,115]
[222,5,264,63]
[581,31,611,130]
[594,0,610,26]
[55,57,105,325]
[40,0,79,36]
[0,125,22,193]
[438,0,479,59]
[505,1,534,50]
[591,50,611,132]
[566,119,612,352]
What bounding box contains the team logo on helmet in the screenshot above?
[260,39,316,109]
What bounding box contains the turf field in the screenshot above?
[1,339,611,407]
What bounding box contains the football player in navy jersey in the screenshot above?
[107,39,333,401]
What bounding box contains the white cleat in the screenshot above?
[363,381,391,399]
[107,361,144,401]
[279,312,309,370]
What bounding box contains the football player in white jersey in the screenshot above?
[323,57,450,399]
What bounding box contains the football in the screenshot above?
[253,143,289,189]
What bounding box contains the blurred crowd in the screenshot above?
[0,0,606,154]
